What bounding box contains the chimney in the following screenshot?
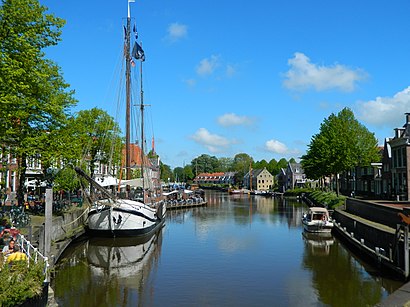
[406,113,410,125]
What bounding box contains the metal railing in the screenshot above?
[15,234,49,282]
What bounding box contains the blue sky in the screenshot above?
[41,0,410,168]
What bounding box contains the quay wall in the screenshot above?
[50,209,87,242]
[333,209,404,270]
[32,208,88,265]
[345,198,405,229]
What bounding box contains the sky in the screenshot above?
[40,0,410,169]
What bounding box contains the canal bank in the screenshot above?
[331,197,410,306]
[27,208,88,306]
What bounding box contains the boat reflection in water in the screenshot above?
[53,226,163,306]
[302,231,334,256]
[87,227,163,284]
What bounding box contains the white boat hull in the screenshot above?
[302,220,334,233]
[88,199,166,237]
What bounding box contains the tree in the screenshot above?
[183,165,194,181]
[70,108,122,178]
[254,159,269,170]
[0,0,76,204]
[173,167,184,182]
[301,107,380,195]
[277,158,288,172]
[218,157,233,172]
[160,162,173,182]
[191,154,220,174]
[232,153,253,186]
[267,158,278,175]
[53,166,83,192]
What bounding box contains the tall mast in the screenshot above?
[140,59,145,190]
[125,1,132,180]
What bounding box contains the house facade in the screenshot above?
[387,113,410,200]
[286,163,306,190]
[193,172,236,186]
[0,149,45,205]
[243,167,274,191]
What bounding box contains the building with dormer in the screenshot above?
[243,167,273,191]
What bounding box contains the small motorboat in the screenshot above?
[301,207,334,233]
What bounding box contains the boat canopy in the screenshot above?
[309,207,328,213]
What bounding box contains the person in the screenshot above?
[0,218,11,232]
[2,239,15,256]
[0,231,11,249]
[6,244,27,265]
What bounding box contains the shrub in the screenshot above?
[283,187,313,197]
[0,261,45,307]
[306,190,346,209]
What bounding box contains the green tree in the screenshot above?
[277,158,288,173]
[254,159,269,170]
[173,167,184,182]
[183,165,194,181]
[0,0,76,204]
[218,157,233,172]
[160,162,174,182]
[191,154,220,174]
[232,153,253,186]
[70,108,122,179]
[301,107,380,195]
[267,158,278,175]
[53,166,83,192]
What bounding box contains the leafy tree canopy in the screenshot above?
[0,0,76,203]
[301,107,380,193]
[191,154,220,175]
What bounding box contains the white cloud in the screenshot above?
[226,64,236,77]
[190,128,233,153]
[217,113,254,127]
[283,52,367,92]
[166,22,187,42]
[184,78,196,87]
[265,139,289,154]
[196,55,220,76]
[356,86,410,127]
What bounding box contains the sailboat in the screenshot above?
[75,0,166,237]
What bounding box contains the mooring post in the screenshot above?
[405,224,409,279]
[44,188,52,260]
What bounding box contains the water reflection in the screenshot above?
[302,232,334,256]
[52,192,403,306]
[302,230,394,307]
[52,227,163,307]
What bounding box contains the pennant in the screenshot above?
[132,42,145,61]
[133,24,138,39]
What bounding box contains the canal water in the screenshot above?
[52,191,404,306]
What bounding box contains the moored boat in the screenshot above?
[74,0,166,237]
[301,207,334,233]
